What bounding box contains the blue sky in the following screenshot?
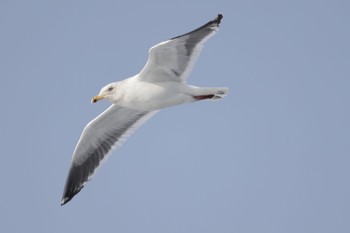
[0,0,349,232]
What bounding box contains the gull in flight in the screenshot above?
[61,14,228,205]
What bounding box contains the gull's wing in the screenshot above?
[138,14,223,83]
[61,104,157,205]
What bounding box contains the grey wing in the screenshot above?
[61,104,157,205]
[138,14,223,83]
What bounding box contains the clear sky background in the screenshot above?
[0,0,349,232]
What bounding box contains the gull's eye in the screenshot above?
[108,87,114,92]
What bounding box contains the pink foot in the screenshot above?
[193,94,215,100]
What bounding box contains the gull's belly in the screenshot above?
[121,81,194,111]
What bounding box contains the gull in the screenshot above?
[61,14,228,205]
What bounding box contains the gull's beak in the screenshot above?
[91,95,104,103]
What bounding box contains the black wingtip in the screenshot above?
[60,185,84,206]
[61,197,71,206]
[212,14,223,26]
[216,14,223,24]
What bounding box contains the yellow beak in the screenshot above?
[91,95,104,103]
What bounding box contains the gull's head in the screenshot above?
[91,82,118,103]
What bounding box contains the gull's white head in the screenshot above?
[91,82,119,103]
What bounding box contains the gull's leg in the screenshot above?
[187,86,229,101]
